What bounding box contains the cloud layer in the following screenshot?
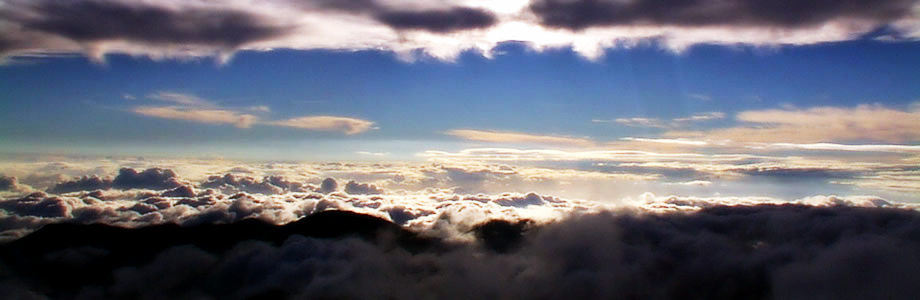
[529,0,917,30]
[1,0,918,62]
[4,196,920,298]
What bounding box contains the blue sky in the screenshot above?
[2,39,919,159]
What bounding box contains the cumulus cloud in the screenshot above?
[344,180,385,195]
[48,168,183,193]
[0,176,28,193]
[3,0,918,63]
[200,174,311,195]
[447,129,595,147]
[1,157,918,300]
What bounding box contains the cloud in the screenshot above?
[3,0,918,63]
[673,112,725,122]
[0,176,25,192]
[374,7,497,33]
[268,116,376,135]
[133,106,259,128]
[306,0,497,33]
[620,137,709,146]
[47,167,183,193]
[356,151,390,156]
[447,129,595,147]
[147,91,217,107]
[112,168,183,190]
[2,156,918,243]
[754,142,920,153]
[47,175,112,194]
[318,178,339,194]
[667,104,920,143]
[130,92,375,134]
[344,180,385,195]
[201,174,311,195]
[602,117,669,128]
[597,112,725,129]
[528,0,918,30]
[5,200,920,298]
[687,93,712,101]
[1,0,291,61]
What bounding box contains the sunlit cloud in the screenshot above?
[447,129,595,147]
[620,137,709,147]
[752,143,920,153]
[595,112,725,129]
[131,92,376,134]
[667,104,920,143]
[268,116,376,135]
[147,91,217,107]
[133,106,258,128]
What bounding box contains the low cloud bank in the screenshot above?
[3,204,920,299]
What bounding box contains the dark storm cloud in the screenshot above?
[305,0,497,33]
[4,205,920,299]
[529,0,919,30]
[375,7,497,33]
[3,0,290,47]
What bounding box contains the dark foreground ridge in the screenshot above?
[4,204,920,299]
[0,210,439,297]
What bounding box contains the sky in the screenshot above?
[2,0,920,204]
[2,0,920,298]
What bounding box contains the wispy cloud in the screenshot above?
[133,106,258,128]
[447,129,595,147]
[673,112,725,122]
[753,143,920,154]
[687,93,712,101]
[269,116,376,135]
[596,112,725,129]
[620,137,709,146]
[147,91,217,107]
[131,92,375,134]
[667,104,920,143]
[356,151,390,156]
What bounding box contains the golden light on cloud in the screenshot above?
[447,129,595,147]
[133,106,258,128]
[667,104,920,144]
[269,116,376,135]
